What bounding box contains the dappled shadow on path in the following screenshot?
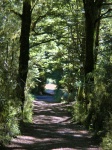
[6,100,101,150]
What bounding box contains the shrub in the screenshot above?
[72,101,87,124]
[101,132,112,150]
[101,115,112,150]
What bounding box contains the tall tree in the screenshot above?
[82,0,112,127]
[17,0,31,113]
[82,1,104,111]
[83,0,103,77]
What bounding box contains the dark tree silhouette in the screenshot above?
[17,0,31,113]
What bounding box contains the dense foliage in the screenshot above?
[0,0,112,148]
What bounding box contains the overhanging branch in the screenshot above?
[101,15,112,19]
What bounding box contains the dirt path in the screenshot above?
[6,98,101,150]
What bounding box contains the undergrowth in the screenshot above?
[101,115,112,150]
[72,101,87,124]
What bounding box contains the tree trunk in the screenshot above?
[84,1,102,76]
[83,0,103,88]
[83,0,104,126]
[85,16,94,76]
[17,0,31,113]
[94,17,101,65]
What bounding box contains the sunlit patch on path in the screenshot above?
[44,83,57,95]
[6,98,101,150]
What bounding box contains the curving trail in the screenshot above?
[6,96,102,150]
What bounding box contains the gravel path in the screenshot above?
[5,97,102,150]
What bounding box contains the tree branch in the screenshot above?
[101,15,112,19]
[30,38,56,48]
[31,0,38,13]
[32,31,48,36]
[95,8,112,24]
[31,11,50,31]
[95,0,103,7]
[10,9,22,19]
[102,3,112,6]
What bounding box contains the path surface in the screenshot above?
[6,96,101,150]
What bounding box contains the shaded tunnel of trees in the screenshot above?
[0,0,112,149]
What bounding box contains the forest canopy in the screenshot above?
[0,0,112,148]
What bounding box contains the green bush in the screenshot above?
[23,92,34,122]
[0,99,20,145]
[54,89,63,102]
[101,116,112,150]
[101,132,112,150]
[72,101,87,124]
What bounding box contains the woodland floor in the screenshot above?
[5,95,102,150]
